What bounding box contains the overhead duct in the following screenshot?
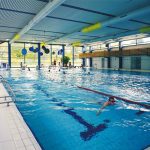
[50,5,150,43]
[81,23,102,33]
[81,6,150,33]
[86,25,150,43]
[101,6,150,28]
[85,31,137,43]
[10,0,66,44]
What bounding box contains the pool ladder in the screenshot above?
[0,75,16,106]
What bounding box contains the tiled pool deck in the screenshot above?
[0,83,42,150]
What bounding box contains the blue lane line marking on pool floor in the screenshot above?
[34,84,109,141]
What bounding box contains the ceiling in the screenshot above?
[0,0,150,44]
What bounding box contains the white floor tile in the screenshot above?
[0,83,41,150]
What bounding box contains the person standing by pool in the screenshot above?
[96,97,116,115]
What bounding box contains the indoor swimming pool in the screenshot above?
[0,68,150,150]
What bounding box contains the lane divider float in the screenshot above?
[77,86,150,109]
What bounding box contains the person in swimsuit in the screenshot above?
[96,97,116,115]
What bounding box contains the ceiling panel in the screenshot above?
[68,35,97,40]
[112,20,148,30]
[64,0,150,16]
[132,14,150,25]
[0,10,34,28]
[0,0,149,44]
[56,38,83,43]
[32,17,86,34]
[21,34,54,41]
[72,27,123,38]
[27,29,65,37]
[24,34,56,39]
[0,0,46,14]
[49,6,111,23]
[51,27,131,43]
[0,26,19,33]
[0,32,14,40]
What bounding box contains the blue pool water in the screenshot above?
[1,68,150,150]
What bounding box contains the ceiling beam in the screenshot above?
[85,30,150,43]
[49,5,150,44]
[10,0,66,44]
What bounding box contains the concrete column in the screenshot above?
[119,41,123,69]
[62,45,65,67]
[106,43,111,68]
[89,46,92,67]
[82,58,85,67]
[38,43,41,69]
[50,45,52,65]
[23,43,26,64]
[72,46,74,67]
[8,42,11,68]
[89,58,92,67]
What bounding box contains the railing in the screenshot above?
[79,47,150,58]
[0,75,16,106]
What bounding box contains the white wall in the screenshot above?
[122,56,131,69]
[141,56,150,70]
[91,56,150,70]
[93,57,102,69]
[111,57,119,69]
[103,58,108,68]
[85,58,90,67]
[93,57,108,68]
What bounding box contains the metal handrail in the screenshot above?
[0,75,16,103]
[0,96,14,106]
[0,75,4,80]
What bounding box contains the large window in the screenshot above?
[137,37,150,45]
[25,43,38,67]
[110,42,119,48]
[0,42,8,64]
[65,46,72,65]
[51,45,62,66]
[100,44,107,50]
[74,47,82,66]
[91,44,101,51]
[90,43,107,51]
[11,43,38,67]
[122,39,136,46]
[41,45,51,67]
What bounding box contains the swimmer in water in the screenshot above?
[96,97,116,116]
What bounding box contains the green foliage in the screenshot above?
[16,52,22,58]
[61,56,70,65]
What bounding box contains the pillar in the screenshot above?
[72,46,74,67]
[119,41,123,69]
[8,42,11,68]
[62,45,65,67]
[50,45,52,65]
[38,43,41,69]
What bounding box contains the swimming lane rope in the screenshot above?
[77,86,150,109]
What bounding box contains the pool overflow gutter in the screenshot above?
[0,75,16,106]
